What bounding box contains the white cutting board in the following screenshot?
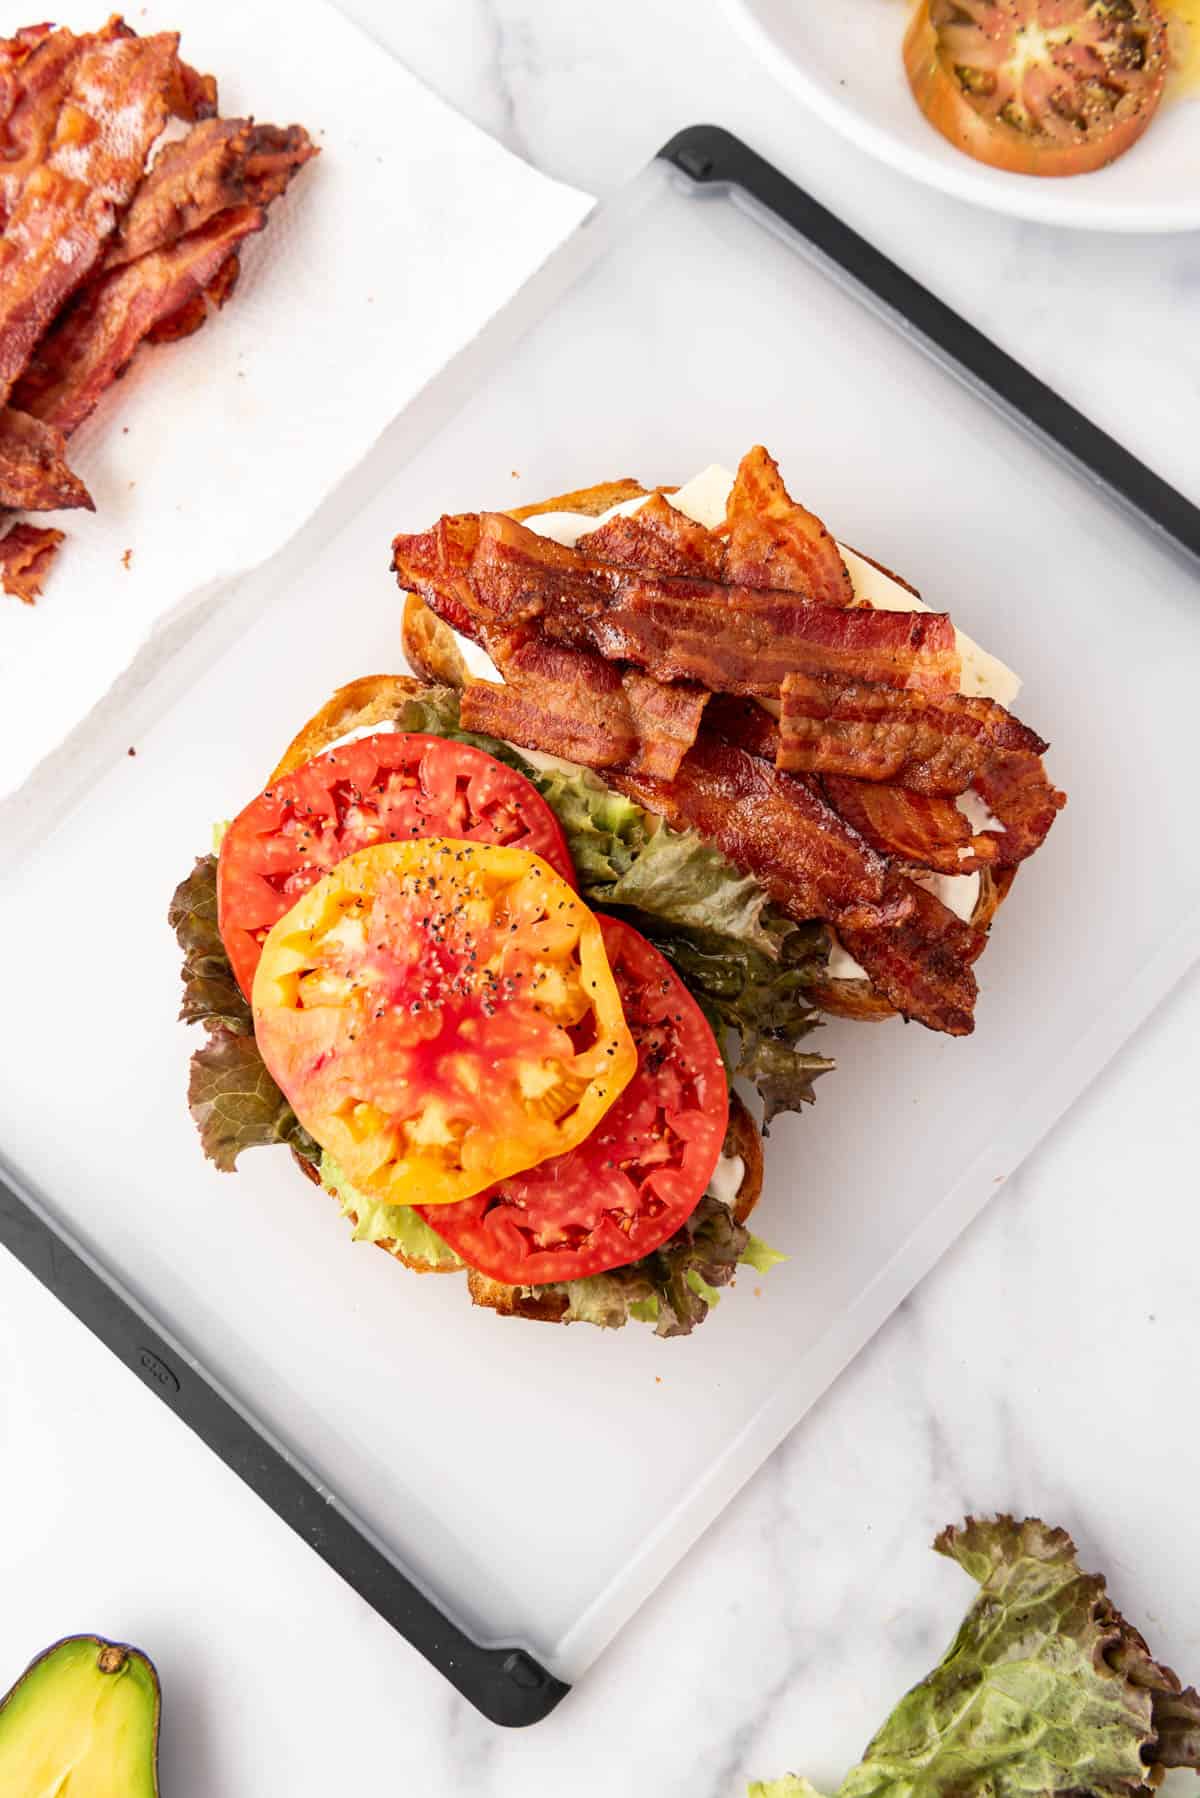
[0,158,1197,1682]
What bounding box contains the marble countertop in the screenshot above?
[2,3,1198,1792]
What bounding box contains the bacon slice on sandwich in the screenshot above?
[392,445,1065,1035]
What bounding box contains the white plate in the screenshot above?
[723,0,1200,232]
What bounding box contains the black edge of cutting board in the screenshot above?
[5,123,1198,1731]
[659,126,1200,567]
[0,1169,570,1727]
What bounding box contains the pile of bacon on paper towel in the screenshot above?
[0,15,316,602]
[393,447,1067,1037]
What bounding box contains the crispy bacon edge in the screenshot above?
[0,520,63,602]
[723,444,855,605]
[14,204,269,439]
[778,673,1048,791]
[0,405,92,511]
[835,872,988,1038]
[0,30,183,404]
[395,508,962,699]
[821,776,998,876]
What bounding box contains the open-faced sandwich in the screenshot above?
[171,447,1064,1337]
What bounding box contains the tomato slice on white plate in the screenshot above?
[904,0,1169,177]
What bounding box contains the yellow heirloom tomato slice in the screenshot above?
[251,838,636,1208]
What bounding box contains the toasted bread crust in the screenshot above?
[402,592,468,689]
[725,1091,764,1225]
[269,673,425,783]
[509,478,657,521]
[465,1270,571,1323]
[807,972,897,1023]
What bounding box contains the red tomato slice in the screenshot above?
[218,732,574,999]
[418,915,730,1284]
[904,0,1168,178]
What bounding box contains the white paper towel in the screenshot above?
[0,0,591,800]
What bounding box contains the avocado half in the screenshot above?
[0,1634,160,1795]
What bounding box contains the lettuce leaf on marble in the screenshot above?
[754,1516,1200,1798]
[170,854,319,1172]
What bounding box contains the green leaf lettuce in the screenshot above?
[755,1515,1200,1798]
[170,854,318,1172]
[511,1192,765,1340]
[319,1153,462,1270]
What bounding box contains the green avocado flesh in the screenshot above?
[0,1636,159,1797]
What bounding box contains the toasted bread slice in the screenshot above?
[402,592,469,689]
[509,478,659,521]
[269,673,426,783]
[465,1272,570,1323]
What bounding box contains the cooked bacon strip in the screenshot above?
[557,578,958,697]
[0,405,92,510]
[822,776,998,875]
[394,510,960,697]
[723,444,854,605]
[619,669,710,778]
[145,248,239,345]
[778,673,1046,791]
[699,692,780,761]
[0,31,182,403]
[612,731,910,933]
[836,873,987,1036]
[14,204,267,437]
[577,491,726,579]
[167,55,218,124]
[0,23,101,221]
[105,119,316,270]
[464,635,707,779]
[0,23,215,221]
[393,513,483,636]
[462,639,637,768]
[972,750,1066,867]
[0,520,62,602]
[707,696,1002,875]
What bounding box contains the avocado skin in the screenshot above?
[0,1634,160,1796]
